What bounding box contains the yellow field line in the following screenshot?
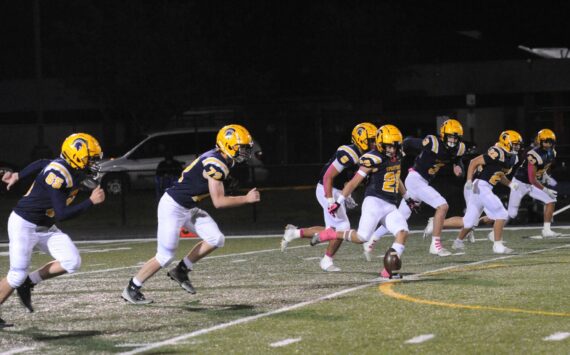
[379,276,570,317]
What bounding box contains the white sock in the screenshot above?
[544,222,551,231]
[29,271,42,285]
[391,243,405,257]
[294,229,302,238]
[431,236,441,244]
[183,256,193,270]
[493,240,504,248]
[132,277,143,287]
[322,254,333,263]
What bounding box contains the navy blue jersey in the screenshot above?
[166,149,234,209]
[477,145,519,186]
[14,158,93,227]
[318,144,362,190]
[412,135,466,182]
[514,146,556,184]
[360,150,401,205]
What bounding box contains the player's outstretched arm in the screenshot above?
[208,177,260,209]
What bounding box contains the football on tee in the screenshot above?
[383,248,401,277]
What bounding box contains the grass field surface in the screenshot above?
[1,226,569,354]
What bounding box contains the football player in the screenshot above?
[121,124,260,304]
[505,128,560,238]
[0,133,105,326]
[452,130,522,254]
[280,122,382,271]
[363,118,466,257]
[310,124,411,278]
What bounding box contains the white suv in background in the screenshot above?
[98,128,266,195]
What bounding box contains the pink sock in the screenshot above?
[300,228,305,238]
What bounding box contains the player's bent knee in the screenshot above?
[437,203,449,212]
[156,252,175,268]
[210,234,225,248]
[7,269,28,288]
[61,254,82,274]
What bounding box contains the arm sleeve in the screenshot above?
[49,188,93,221]
[18,159,51,180]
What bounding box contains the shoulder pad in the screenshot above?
[359,152,382,168]
[422,135,439,153]
[336,145,359,165]
[43,162,73,189]
[486,147,504,161]
[527,150,543,165]
[202,157,229,181]
[456,142,466,156]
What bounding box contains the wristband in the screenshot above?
[336,195,346,204]
[326,197,335,204]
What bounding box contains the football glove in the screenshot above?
[543,187,558,199]
[464,180,473,191]
[403,193,421,214]
[345,195,358,210]
[328,202,341,217]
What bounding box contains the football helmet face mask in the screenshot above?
[60,133,103,171]
[351,122,378,153]
[535,128,556,150]
[376,124,403,158]
[216,124,254,163]
[497,130,523,154]
[439,119,463,149]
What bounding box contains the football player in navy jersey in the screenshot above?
[310,124,412,278]
[506,129,560,238]
[0,133,104,327]
[122,124,260,304]
[280,122,384,271]
[452,130,522,254]
[363,119,466,257]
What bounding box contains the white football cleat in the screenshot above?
[466,230,476,243]
[429,243,452,257]
[452,239,465,251]
[423,217,434,239]
[541,229,562,238]
[280,224,299,252]
[363,240,376,262]
[320,257,341,272]
[493,244,513,254]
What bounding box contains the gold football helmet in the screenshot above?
[376,124,403,157]
[439,119,463,148]
[61,133,103,170]
[216,124,254,163]
[535,128,556,147]
[497,130,523,153]
[352,122,378,152]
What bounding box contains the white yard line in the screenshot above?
[0,347,35,355]
[118,243,570,355]
[543,332,570,341]
[270,338,302,347]
[405,334,435,344]
[3,225,569,247]
[231,259,247,263]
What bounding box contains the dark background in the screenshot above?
[1,1,569,236]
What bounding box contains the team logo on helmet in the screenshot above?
[73,138,86,151]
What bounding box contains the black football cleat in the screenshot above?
[16,276,35,313]
[0,317,14,329]
[167,262,196,294]
[121,279,153,305]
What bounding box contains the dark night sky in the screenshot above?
[1,1,569,108]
